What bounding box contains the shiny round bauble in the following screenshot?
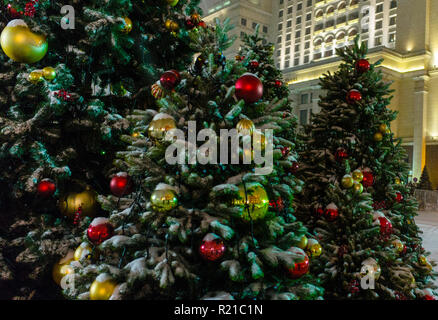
[385,128,391,134]
[288,161,299,174]
[249,60,259,68]
[87,218,114,245]
[74,242,93,261]
[362,171,374,187]
[419,255,428,266]
[151,82,164,99]
[341,174,354,188]
[395,192,403,203]
[355,59,370,73]
[306,239,322,257]
[147,113,177,142]
[346,89,362,104]
[119,17,132,33]
[395,177,401,185]
[274,80,283,88]
[198,21,207,28]
[160,70,180,90]
[325,203,339,221]
[235,73,263,104]
[37,178,56,197]
[360,258,381,280]
[297,235,308,249]
[28,70,42,83]
[166,0,179,6]
[199,233,226,261]
[392,239,404,254]
[315,207,325,217]
[352,169,363,182]
[52,251,74,285]
[379,123,388,133]
[287,247,309,279]
[352,181,364,194]
[110,172,133,197]
[59,188,98,218]
[252,130,266,151]
[1,20,48,63]
[236,118,255,136]
[378,217,393,235]
[374,132,383,142]
[42,66,56,81]
[90,276,117,300]
[425,262,433,272]
[234,182,269,221]
[150,188,178,212]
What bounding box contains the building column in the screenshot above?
[412,75,429,180]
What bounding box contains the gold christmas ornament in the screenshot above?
[150,185,178,212]
[253,130,266,151]
[52,251,74,285]
[233,182,269,221]
[419,255,428,266]
[352,169,363,182]
[28,70,43,83]
[74,242,93,261]
[120,17,133,33]
[297,235,308,250]
[306,239,322,257]
[42,66,56,81]
[392,239,404,254]
[341,174,354,188]
[236,118,255,136]
[352,181,364,194]
[385,128,391,134]
[1,19,48,63]
[59,187,98,218]
[360,258,381,280]
[89,274,117,300]
[147,113,177,142]
[379,123,388,133]
[395,177,401,185]
[425,262,433,272]
[374,132,383,142]
[165,19,179,32]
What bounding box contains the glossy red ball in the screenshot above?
[288,255,310,279]
[325,208,339,221]
[424,295,436,300]
[160,70,180,90]
[346,89,362,104]
[37,179,56,197]
[378,217,393,235]
[274,80,283,88]
[199,233,226,261]
[87,221,114,245]
[235,73,263,104]
[289,161,299,174]
[110,172,133,197]
[249,60,259,68]
[198,21,207,28]
[356,59,370,73]
[362,171,374,187]
[395,192,403,203]
[315,207,324,217]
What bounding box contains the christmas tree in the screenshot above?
[418,166,433,190]
[0,0,204,299]
[52,24,325,300]
[298,38,437,300]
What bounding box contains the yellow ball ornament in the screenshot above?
[419,255,428,266]
[352,169,363,182]
[341,174,354,188]
[59,187,98,218]
[353,181,363,194]
[306,239,322,257]
[28,70,43,83]
[120,17,133,34]
[74,242,93,261]
[42,66,57,81]
[374,132,383,142]
[395,177,401,185]
[379,124,388,133]
[148,113,177,142]
[1,19,48,64]
[52,251,74,285]
[236,118,255,136]
[233,182,269,221]
[297,235,308,249]
[392,239,404,254]
[89,274,117,300]
[151,185,178,212]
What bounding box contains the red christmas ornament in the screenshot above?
[378,217,393,235]
[249,60,259,69]
[346,89,362,104]
[362,171,374,187]
[355,59,370,73]
[315,207,325,217]
[334,148,348,162]
[288,161,299,174]
[274,80,283,88]
[235,73,263,104]
[395,192,403,203]
[87,218,114,245]
[7,4,22,17]
[37,178,56,197]
[287,248,309,279]
[199,233,226,261]
[160,70,180,90]
[110,172,133,197]
[325,203,339,221]
[280,146,290,157]
[197,21,207,28]
[424,295,436,300]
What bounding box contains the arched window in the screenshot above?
[315,10,323,18]
[336,32,345,40]
[338,1,346,10]
[325,35,334,43]
[314,38,323,46]
[350,0,358,6]
[349,29,358,37]
[326,6,335,14]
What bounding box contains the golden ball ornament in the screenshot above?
[89,275,117,300]
[306,239,322,257]
[352,181,364,194]
[42,66,56,81]
[341,174,354,188]
[28,70,43,83]
[1,19,48,64]
[233,182,269,221]
[392,239,404,254]
[165,19,173,30]
[236,118,255,136]
[374,132,383,142]
[395,177,401,185]
[59,187,98,218]
[253,130,266,151]
[120,17,133,34]
[425,262,433,272]
[419,255,428,266]
[74,242,93,261]
[170,21,179,32]
[147,113,177,142]
[150,187,178,212]
[379,124,388,133]
[385,128,391,134]
[352,169,363,182]
[297,235,308,249]
[360,258,381,280]
[52,251,74,285]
